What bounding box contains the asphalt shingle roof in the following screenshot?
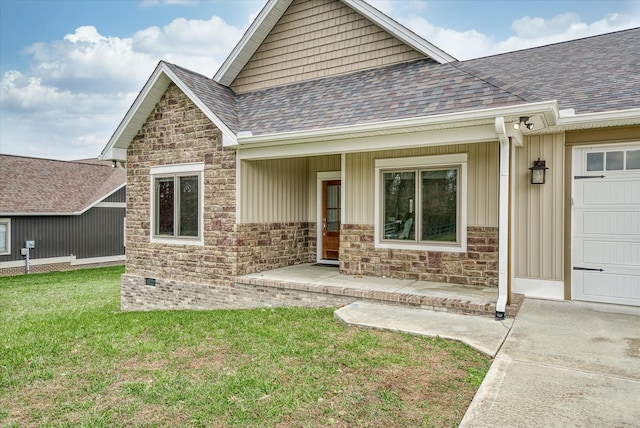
[166,28,639,137]
[458,28,640,114]
[0,155,126,215]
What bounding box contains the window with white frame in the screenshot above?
[375,154,467,252]
[150,163,204,244]
[0,218,10,255]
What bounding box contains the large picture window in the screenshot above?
[150,163,203,244]
[376,154,467,252]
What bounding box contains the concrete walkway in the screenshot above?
[335,298,640,427]
[335,301,513,357]
[460,299,640,427]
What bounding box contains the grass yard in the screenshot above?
[0,267,491,427]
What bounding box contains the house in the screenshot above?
[0,155,126,276]
[99,0,640,314]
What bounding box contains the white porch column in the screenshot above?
[494,117,511,319]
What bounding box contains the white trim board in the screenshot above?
[513,278,565,301]
[0,254,125,269]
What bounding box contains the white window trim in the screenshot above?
[150,163,204,246]
[0,218,10,255]
[374,154,467,253]
[582,143,640,174]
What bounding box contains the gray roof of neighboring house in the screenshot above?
[165,28,639,137]
[0,155,126,215]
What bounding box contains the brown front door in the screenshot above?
[322,180,341,260]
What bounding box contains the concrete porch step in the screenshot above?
[237,264,524,318]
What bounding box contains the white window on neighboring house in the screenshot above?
[150,163,204,245]
[0,218,10,255]
[375,154,467,253]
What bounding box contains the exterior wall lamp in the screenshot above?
[529,158,548,184]
[513,116,534,130]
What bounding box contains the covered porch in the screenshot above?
[237,263,523,318]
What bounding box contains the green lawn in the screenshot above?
[0,267,490,427]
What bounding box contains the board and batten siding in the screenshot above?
[231,0,426,93]
[0,207,126,263]
[344,142,499,226]
[239,155,341,223]
[514,133,565,281]
[102,186,126,203]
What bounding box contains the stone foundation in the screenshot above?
[340,225,499,287]
[121,273,354,311]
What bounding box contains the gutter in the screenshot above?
[235,101,560,148]
[494,117,510,320]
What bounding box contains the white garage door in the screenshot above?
[573,144,640,306]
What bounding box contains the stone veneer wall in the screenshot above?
[125,82,238,290]
[122,83,318,310]
[340,225,499,287]
[235,222,315,275]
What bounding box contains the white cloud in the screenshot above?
[0,15,243,160]
[140,0,196,9]
[2,2,639,161]
[398,7,640,60]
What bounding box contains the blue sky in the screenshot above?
[1,0,639,160]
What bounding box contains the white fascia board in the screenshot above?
[556,108,640,127]
[238,124,497,160]
[100,63,172,162]
[100,147,127,162]
[99,62,238,162]
[80,183,127,215]
[236,101,560,151]
[343,0,457,63]
[214,0,293,86]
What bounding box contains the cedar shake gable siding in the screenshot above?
[231,0,427,93]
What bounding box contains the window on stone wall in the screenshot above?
[376,154,467,253]
[0,218,10,255]
[150,163,204,245]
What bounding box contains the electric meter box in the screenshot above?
[25,241,35,249]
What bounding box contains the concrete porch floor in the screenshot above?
[238,263,523,318]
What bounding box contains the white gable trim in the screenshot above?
[214,0,456,87]
[342,0,456,63]
[214,0,293,86]
[100,62,237,162]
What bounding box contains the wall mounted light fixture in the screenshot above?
[512,116,535,130]
[529,158,548,184]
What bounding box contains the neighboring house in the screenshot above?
[100,0,640,314]
[0,155,126,276]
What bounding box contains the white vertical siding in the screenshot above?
[240,155,340,223]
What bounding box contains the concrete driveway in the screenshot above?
[460,299,640,427]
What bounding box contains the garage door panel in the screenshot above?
[579,211,640,236]
[578,271,640,305]
[582,180,640,206]
[578,240,640,266]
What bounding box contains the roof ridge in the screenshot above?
[0,153,113,168]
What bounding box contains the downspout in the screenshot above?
[494,117,510,320]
